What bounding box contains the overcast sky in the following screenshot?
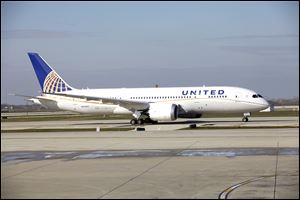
[1,1,299,104]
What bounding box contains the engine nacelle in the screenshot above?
[148,103,178,121]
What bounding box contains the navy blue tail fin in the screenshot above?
[28,53,74,93]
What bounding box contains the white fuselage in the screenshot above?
[37,86,269,117]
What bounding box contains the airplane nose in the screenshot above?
[262,98,270,109]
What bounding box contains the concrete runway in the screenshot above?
[1,116,299,131]
[1,117,299,199]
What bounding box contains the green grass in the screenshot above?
[1,127,135,133]
[1,114,132,122]
[1,111,298,122]
[179,125,298,130]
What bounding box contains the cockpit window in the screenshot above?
[252,94,263,98]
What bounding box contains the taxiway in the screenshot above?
[1,117,299,199]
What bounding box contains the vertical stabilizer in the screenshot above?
[28,53,74,93]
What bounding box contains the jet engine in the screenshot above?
[148,103,178,121]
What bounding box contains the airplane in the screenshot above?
[21,52,269,125]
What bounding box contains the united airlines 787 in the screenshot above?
[22,53,269,125]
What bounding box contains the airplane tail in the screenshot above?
[28,52,74,93]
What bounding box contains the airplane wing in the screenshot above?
[47,93,150,111]
[11,93,40,99]
[11,93,55,102]
[11,93,58,108]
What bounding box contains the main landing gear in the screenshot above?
[130,118,158,125]
[130,119,143,125]
[130,111,158,125]
[242,112,251,122]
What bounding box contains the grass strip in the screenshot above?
[1,111,298,122]
[1,127,135,133]
[1,114,132,122]
[179,125,298,130]
[202,111,299,118]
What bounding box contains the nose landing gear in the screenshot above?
[242,117,248,122]
[242,112,251,122]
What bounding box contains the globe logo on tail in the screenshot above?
[43,71,72,93]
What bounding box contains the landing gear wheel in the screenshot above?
[242,117,249,122]
[130,119,137,125]
[242,112,250,122]
[137,119,144,125]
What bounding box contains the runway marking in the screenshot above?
[97,141,199,199]
[218,176,270,199]
[218,171,299,199]
[2,148,298,163]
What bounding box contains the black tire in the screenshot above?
[130,119,137,125]
[137,119,144,125]
[242,117,249,122]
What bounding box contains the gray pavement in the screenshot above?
[1,156,298,199]
[1,117,299,131]
[1,117,299,199]
[1,128,298,152]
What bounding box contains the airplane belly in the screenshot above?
[57,101,116,114]
[113,106,132,114]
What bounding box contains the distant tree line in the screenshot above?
[267,97,299,106]
[1,104,59,112]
